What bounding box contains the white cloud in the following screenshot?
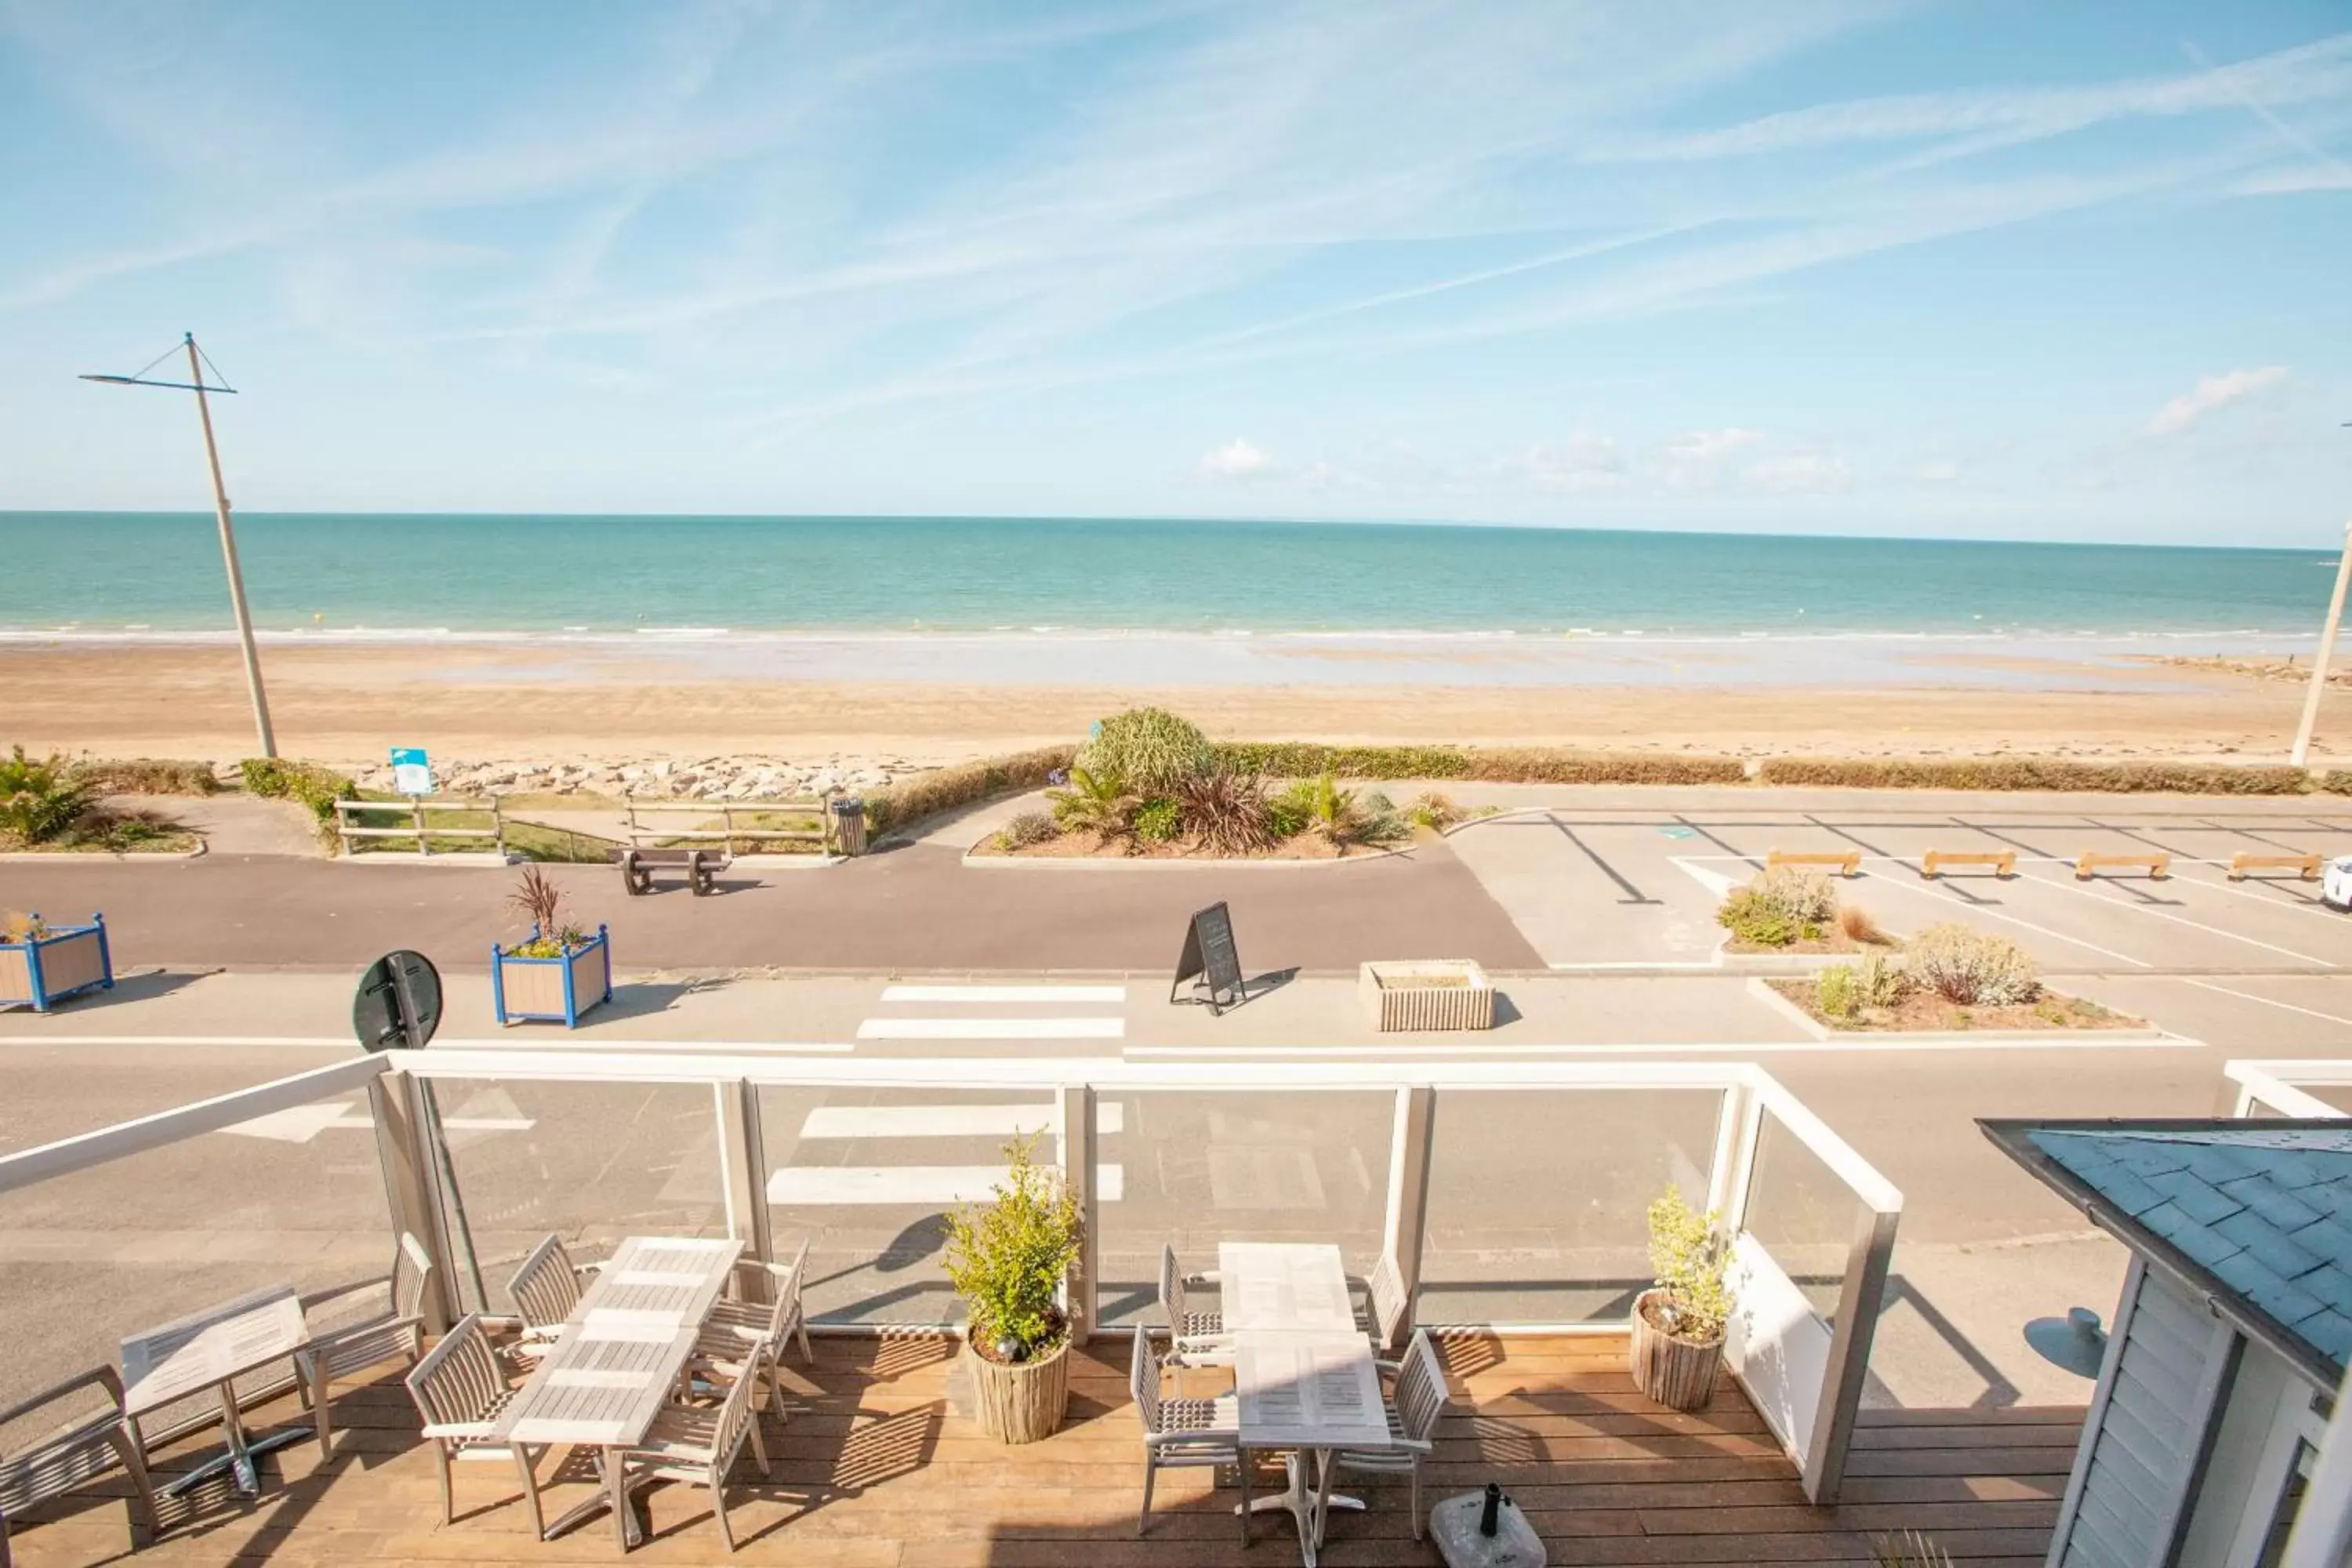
[1744,452,1853,493]
[1659,427,1762,489]
[2145,366,2288,436]
[1520,431,1629,491]
[1199,437,1279,479]
[1915,458,1962,484]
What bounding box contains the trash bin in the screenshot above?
[830,797,867,857]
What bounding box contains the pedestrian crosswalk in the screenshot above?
[855,982,1128,1040]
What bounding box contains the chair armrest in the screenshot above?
[0,1366,125,1429]
[419,1421,495,1440]
[1182,1270,1221,1286]
[299,1274,393,1317]
[305,1312,425,1355]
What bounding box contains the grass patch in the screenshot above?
[70,757,221,797]
[1758,757,2311,794]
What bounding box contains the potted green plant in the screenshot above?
[492,866,611,1027]
[1629,1185,1736,1411]
[943,1131,1083,1443]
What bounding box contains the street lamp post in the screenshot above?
[82,333,277,759]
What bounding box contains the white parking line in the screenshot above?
[880,985,1127,1004]
[798,1102,1124,1138]
[855,1018,1125,1040]
[2013,871,2336,966]
[768,1164,1125,1204]
[1856,873,2152,968]
[2181,979,2352,1029]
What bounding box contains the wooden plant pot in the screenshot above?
[1629,1288,1724,1412]
[492,924,612,1027]
[0,915,114,1012]
[961,1338,1070,1444]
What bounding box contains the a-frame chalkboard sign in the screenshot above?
[1170,901,1249,1014]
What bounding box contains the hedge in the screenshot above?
[240,757,359,833]
[69,757,221,796]
[1210,743,1748,785]
[863,746,1076,837]
[1755,757,2313,794]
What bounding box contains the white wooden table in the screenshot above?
[490,1236,743,1549]
[1219,1243,1398,1567]
[122,1284,311,1497]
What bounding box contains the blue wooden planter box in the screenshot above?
[492,924,612,1027]
[0,913,114,1012]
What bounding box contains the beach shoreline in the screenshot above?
[2,639,2329,784]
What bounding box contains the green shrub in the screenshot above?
[996,811,1059,850]
[1406,791,1463,830]
[1211,742,1747,786]
[70,757,220,797]
[0,746,97,845]
[862,746,1075,836]
[1646,1186,1734,1345]
[1907,923,2038,1005]
[240,757,358,832]
[1047,765,1137,837]
[1266,790,1310,839]
[1817,965,1860,1020]
[1133,796,1182,843]
[1718,866,1837,946]
[1175,768,1278,855]
[1076,708,1213,794]
[1758,757,2310,795]
[943,1133,1081,1359]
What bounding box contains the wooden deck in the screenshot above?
[5,1332,2078,1567]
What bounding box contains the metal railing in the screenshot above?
[0,1048,1900,1505]
[333,795,508,858]
[2223,1058,2352,1119]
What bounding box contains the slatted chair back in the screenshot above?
[1392,1329,1447,1443]
[1366,1253,1410,1348]
[707,1354,760,1473]
[507,1234,582,1333]
[1157,1244,1191,1327]
[775,1236,810,1318]
[406,1316,506,1432]
[1128,1327,1166,1434]
[394,1232,435,1320]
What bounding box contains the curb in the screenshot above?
[0,841,207,862]
[1744,976,2166,1045]
[960,840,1419,870]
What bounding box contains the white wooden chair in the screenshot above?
[0,1366,157,1568]
[611,1356,770,1553]
[506,1233,599,1359]
[695,1238,811,1418]
[1322,1328,1446,1541]
[1357,1251,1411,1351]
[294,1232,434,1459]
[1130,1329,1247,1541]
[1156,1243,1225,1348]
[403,1314,546,1538]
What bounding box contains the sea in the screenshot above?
[0,512,2331,689]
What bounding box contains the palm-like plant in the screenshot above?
[1301,771,1365,848]
[0,746,96,846]
[1176,768,1277,855]
[1045,765,1137,839]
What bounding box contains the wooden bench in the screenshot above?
[2075,851,2169,880]
[1766,849,1860,878]
[2228,851,2323,882]
[1920,849,2016,879]
[616,846,732,896]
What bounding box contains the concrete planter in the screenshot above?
[1628,1288,1723,1412]
[1359,959,1495,1031]
[492,924,612,1027]
[0,914,114,1012]
[961,1338,1069,1444]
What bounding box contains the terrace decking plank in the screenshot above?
[2,1334,2078,1567]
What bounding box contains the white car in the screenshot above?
[2324,855,2352,911]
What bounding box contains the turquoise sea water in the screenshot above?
[0,512,2331,638]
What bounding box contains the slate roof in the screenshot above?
[1981,1118,2352,1388]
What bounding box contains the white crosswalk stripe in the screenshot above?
[856,1016,1124,1039]
[880,984,1127,1004]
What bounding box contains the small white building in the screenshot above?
[1984,1119,2351,1568]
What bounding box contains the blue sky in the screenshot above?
[1,1,2347,544]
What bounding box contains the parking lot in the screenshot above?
[1449,802,2352,971]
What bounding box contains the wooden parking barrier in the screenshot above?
[2074,851,2170,880]
[2227,851,2323,882]
[1766,849,1860,878]
[1919,849,2016,879]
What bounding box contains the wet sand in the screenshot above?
[0,641,2320,769]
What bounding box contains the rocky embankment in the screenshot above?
[339,754,924,799]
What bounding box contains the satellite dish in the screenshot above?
[354,950,443,1053]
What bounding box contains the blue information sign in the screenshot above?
[390,746,434,797]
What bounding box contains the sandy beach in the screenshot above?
[0,639,2322,772]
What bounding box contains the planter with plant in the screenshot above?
[491,866,611,1027]
[0,911,114,1012]
[1630,1185,1737,1411]
[943,1132,1083,1443]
